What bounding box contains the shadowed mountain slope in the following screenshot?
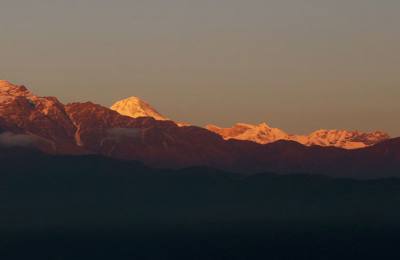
[0,80,399,178]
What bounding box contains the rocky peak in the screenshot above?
[0,80,80,153]
[0,80,31,96]
[0,80,32,104]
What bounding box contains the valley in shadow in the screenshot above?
[1,148,400,259]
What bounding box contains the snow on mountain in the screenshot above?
[110,96,191,127]
[0,80,63,116]
[0,80,391,151]
[206,123,290,144]
[0,80,32,103]
[206,123,390,149]
[110,94,389,149]
[297,129,390,149]
[110,97,167,121]
[0,80,398,176]
[0,80,84,153]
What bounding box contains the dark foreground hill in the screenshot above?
[1,148,400,259]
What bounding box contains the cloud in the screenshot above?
[0,132,37,147]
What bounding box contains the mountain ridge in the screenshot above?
[206,123,390,149]
[108,92,389,149]
[0,80,398,178]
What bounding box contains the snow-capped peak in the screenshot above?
[206,122,390,149]
[0,80,32,97]
[297,129,391,149]
[110,96,167,121]
[206,122,289,144]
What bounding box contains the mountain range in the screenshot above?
[108,93,390,149]
[0,80,399,178]
[206,123,390,149]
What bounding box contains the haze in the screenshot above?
[1,0,399,136]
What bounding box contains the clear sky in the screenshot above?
[1,0,399,136]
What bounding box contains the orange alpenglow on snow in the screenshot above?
[110,97,190,127]
[206,123,390,150]
[110,97,167,121]
[109,93,389,150]
[2,78,386,151]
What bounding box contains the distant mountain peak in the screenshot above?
[303,129,391,148]
[0,80,82,152]
[206,122,290,144]
[0,80,31,97]
[111,96,167,121]
[0,80,14,87]
[206,122,390,149]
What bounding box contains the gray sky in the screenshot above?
[1,0,399,136]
